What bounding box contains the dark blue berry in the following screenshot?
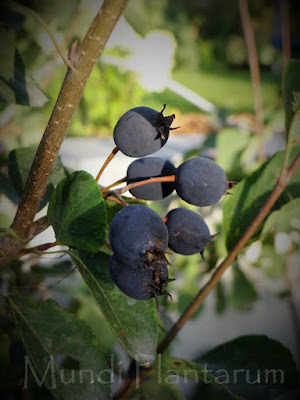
[175,157,227,207]
[109,255,173,306]
[109,204,169,266]
[166,208,210,256]
[126,157,176,200]
[113,105,176,157]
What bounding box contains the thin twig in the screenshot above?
[103,190,128,207]
[100,176,126,192]
[96,146,119,182]
[105,196,124,206]
[103,175,176,196]
[30,216,50,237]
[21,242,57,255]
[105,241,113,251]
[238,0,265,161]
[8,1,76,71]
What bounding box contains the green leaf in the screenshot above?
[7,294,111,400]
[215,280,227,315]
[216,127,249,179]
[222,146,300,252]
[230,264,257,310]
[0,27,48,106]
[195,335,299,400]
[282,59,300,136]
[8,145,67,211]
[48,171,106,253]
[152,355,241,399]
[70,250,157,366]
[262,198,300,235]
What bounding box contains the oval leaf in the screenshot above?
[7,294,111,400]
[70,250,157,366]
[48,171,106,253]
[195,335,299,400]
[223,146,300,252]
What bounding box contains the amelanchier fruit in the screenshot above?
[113,105,177,157]
[165,208,210,256]
[126,156,176,200]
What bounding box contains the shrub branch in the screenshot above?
[0,0,128,268]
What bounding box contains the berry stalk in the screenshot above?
[102,175,176,196]
[96,146,119,182]
[100,176,126,192]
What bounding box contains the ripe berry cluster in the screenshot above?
[108,105,230,310]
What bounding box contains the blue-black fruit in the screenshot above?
[166,208,210,255]
[113,105,175,157]
[175,157,227,207]
[126,156,176,200]
[109,204,169,266]
[109,254,172,306]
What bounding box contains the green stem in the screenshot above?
[102,175,176,196]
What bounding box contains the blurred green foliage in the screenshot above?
[0,0,288,147]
